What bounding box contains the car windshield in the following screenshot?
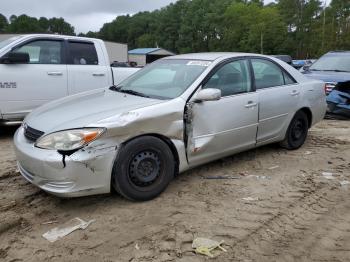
[310,53,350,72]
[0,36,23,50]
[117,59,211,99]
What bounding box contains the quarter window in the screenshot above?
[13,40,63,64]
[68,41,98,65]
[251,59,285,89]
[203,59,251,96]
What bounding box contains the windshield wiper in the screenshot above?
[109,85,122,91]
[111,86,150,98]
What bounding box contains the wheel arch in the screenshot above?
[120,133,180,175]
[299,107,313,128]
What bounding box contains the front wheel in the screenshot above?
[280,111,309,150]
[112,136,175,201]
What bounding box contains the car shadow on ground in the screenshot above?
[0,125,20,139]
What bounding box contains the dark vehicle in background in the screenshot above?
[272,55,293,66]
[302,51,350,118]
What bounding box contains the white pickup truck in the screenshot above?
[0,34,139,123]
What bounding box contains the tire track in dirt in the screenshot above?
[222,172,350,262]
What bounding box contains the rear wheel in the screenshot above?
[280,111,309,150]
[112,136,175,201]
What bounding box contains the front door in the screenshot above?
[0,39,67,120]
[187,59,259,166]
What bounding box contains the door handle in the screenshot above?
[290,90,300,96]
[47,72,63,76]
[92,73,105,77]
[245,101,257,108]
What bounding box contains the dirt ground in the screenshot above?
[0,120,349,262]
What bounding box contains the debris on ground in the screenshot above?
[340,180,350,186]
[304,151,312,155]
[192,237,227,258]
[268,165,279,170]
[41,220,58,225]
[322,172,335,180]
[242,197,259,201]
[254,175,270,180]
[203,175,242,180]
[42,217,95,243]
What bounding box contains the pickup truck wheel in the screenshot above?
[280,111,309,150]
[112,136,175,201]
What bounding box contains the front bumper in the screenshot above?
[14,127,118,197]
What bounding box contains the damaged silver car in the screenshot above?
[14,53,327,201]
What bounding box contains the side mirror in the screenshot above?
[302,65,310,71]
[0,52,30,64]
[194,88,221,102]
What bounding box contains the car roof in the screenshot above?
[17,34,102,43]
[164,52,268,62]
[327,51,350,55]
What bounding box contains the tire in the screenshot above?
[112,136,175,201]
[280,111,309,150]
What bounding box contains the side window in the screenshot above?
[203,59,251,97]
[251,59,284,89]
[68,41,98,65]
[283,71,296,85]
[13,40,62,64]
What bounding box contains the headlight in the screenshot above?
[35,128,105,151]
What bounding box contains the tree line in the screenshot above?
[0,14,74,35]
[1,0,349,59]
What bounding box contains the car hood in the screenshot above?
[303,71,350,83]
[24,88,165,133]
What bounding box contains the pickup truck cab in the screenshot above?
[0,34,139,123]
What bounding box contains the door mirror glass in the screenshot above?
[194,88,221,102]
[1,52,29,64]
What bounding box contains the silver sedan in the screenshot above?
[14,53,327,201]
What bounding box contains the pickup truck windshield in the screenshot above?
[310,53,350,72]
[117,59,210,99]
[0,36,23,50]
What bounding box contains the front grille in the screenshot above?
[24,124,44,142]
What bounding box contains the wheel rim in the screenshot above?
[291,119,306,142]
[128,150,161,187]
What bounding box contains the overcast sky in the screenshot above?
[1,0,328,34]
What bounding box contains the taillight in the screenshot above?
[324,82,336,95]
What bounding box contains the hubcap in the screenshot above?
[129,151,161,187]
[291,119,305,141]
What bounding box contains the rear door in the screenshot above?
[251,58,301,144]
[0,38,67,120]
[66,41,109,95]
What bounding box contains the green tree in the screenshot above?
[48,17,75,35]
[0,14,8,32]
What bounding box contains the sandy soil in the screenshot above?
[0,120,349,262]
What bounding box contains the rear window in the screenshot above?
[68,41,98,65]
